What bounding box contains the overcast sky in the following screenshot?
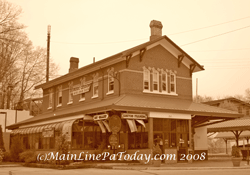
[7,0,250,99]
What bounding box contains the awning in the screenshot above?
[127,119,137,132]
[11,115,85,137]
[97,121,106,133]
[103,120,111,132]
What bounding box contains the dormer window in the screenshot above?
[107,68,114,94]
[68,82,73,104]
[143,67,150,91]
[57,85,62,107]
[92,73,99,98]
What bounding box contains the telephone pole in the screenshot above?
[46,25,51,82]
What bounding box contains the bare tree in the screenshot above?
[0,0,24,39]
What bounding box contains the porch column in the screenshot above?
[148,117,153,149]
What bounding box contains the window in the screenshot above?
[80,77,86,101]
[48,89,53,109]
[107,68,114,94]
[57,85,62,107]
[92,73,99,98]
[128,122,148,149]
[170,72,176,93]
[153,119,189,148]
[246,109,249,115]
[68,82,73,104]
[153,68,159,91]
[161,71,167,93]
[143,67,150,91]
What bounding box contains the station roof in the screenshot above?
[7,94,242,130]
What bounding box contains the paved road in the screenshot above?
[1,167,250,175]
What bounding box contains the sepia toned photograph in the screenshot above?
[0,0,250,174]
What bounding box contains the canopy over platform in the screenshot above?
[7,94,242,130]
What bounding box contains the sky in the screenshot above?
[7,0,250,99]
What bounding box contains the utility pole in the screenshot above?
[46,25,51,82]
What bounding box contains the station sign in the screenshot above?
[72,84,90,96]
[109,134,119,146]
[93,114,109,121]
[109,115,121,133]
[121,113,147,120]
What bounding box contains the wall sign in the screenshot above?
[109,134,119,146]
[72,84,90,95]
[42,128,54,138]
[121,113,147,120]
[93,114,108,121]
[109,115,121,133]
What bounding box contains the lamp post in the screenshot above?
[0,112,7,132]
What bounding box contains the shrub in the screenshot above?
[2,151,11,162]
[10,135,24,161]
[19,150,38,163]
[0,149,4,163]
[55,134,71,165]
[232,146,241,157]
[0,125,5,152]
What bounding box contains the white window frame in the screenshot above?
[170,71,176,94]
[79,77,86,101]
[107,68,114,95]
[68,82,73,104]
[48,89,53,109]
[57,85,62,107]
[143,67,150,92]
[152,68,159,92]
[161,70,168,93]
[92,73,99,98]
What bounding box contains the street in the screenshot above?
[0,167,250,175]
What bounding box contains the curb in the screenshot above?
[111,166,250,170]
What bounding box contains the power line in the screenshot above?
[181,25,250,47]
[50,38,147,45]
[187,48,250,52]
[168,16,250,35]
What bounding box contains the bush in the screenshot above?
[2,151,11,162]
[10,136,24,161]
[0,149,4,162]
[19,150,38,163]
[55,134,71,165]
[232,146,241,157]
[0,125,5,152]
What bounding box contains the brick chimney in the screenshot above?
[150,20,163,41]
[69,57,79,73]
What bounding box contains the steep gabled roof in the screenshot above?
[35,35,204,90]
